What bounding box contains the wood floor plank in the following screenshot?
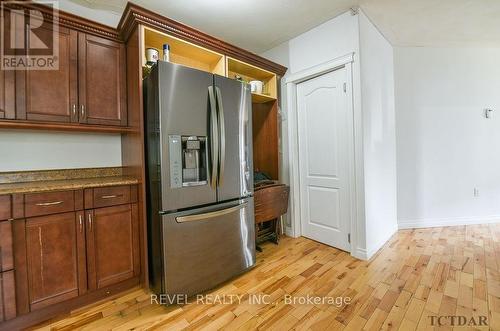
[29,224,500,331]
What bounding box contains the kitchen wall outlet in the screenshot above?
[473,188,480,197]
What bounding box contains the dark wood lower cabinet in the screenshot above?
[2,187,141,329]
[86,204,140,290]
[0,270,17,322]
[0,220,13,272]
[25,211,86,311]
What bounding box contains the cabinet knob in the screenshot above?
[72,104,76,119]
[80,104,85,120]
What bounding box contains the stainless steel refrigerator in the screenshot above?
[144,61,255,298]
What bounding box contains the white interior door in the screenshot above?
[297,67,352,252]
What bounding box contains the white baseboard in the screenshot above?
[366,226,398,260]
[398,215,500,229]
[351,226,398,261]
[352,248,368,260]
[284,227,296,237]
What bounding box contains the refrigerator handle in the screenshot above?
[215,87,226,186]
[208,86,219,189]
[175,201,247,223]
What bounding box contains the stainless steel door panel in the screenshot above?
[158,62,217,211]
[162,198,256,297]
[214,76,253,201]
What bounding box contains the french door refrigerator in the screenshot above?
[144,61,255,298]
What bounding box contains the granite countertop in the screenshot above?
[0,167,139,195]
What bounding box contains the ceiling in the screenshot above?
[361,0,500,48]
[62,0,500,53]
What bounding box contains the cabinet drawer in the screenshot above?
[88,185,131,209]
[25,191,75,217]
[0,195,11,221]
[0,270,16,322]
[0,220,13,272]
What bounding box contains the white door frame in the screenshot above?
[285,52,363,259]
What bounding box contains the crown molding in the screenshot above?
[7,1,287,76]
[3,2,120,41]
[117,2,287,76]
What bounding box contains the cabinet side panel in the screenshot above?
[122,26,148,287]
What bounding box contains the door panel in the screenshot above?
[0,69,15,120]
[0,220,13,272]
[162,198,255,296]
[0,10,15,119]
[22,27,78,122]
[86,204,139,290]
[214,75,253,201]
[297,68,351,251]
[25,212,85,310]
[156,62,217,211]
[0,270,16,321]
[79,33,126,126]
[308,187,340,229]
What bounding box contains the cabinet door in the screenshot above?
[0,9,17,120]
[25,211,86,310]
[0,270,17,322]
[0,70,15,120]
[86,204,139,290]
[78,33,127,126]
[0,220,13,272]
[18,26,78,123]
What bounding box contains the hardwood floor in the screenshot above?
[31,224,500,330]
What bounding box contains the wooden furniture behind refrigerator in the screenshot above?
[254,183,290,250]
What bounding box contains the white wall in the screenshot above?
[395,47,500,228]
[285,12,360,74]
[263,11,374,259]
[358,12,398,256]
[3,1,123,172]
[262,10,399,259]
[0,131,122,172]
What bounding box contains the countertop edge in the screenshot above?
[0,177,140,195]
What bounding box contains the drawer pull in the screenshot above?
[88,213,93,232]
[35,201,64,206]
[79,214,83,233]
[101,194,123,199]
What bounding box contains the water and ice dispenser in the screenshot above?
[168,135,207,188]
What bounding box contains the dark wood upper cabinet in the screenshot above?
[18,26,78,123]
[78,34,127,126]
[0,69,15,120]
[7,17,127,127]
[0,9,16,120]
[86,204,139,290]
[25,211,86,311]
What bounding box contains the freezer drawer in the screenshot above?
[162,198,255,297]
